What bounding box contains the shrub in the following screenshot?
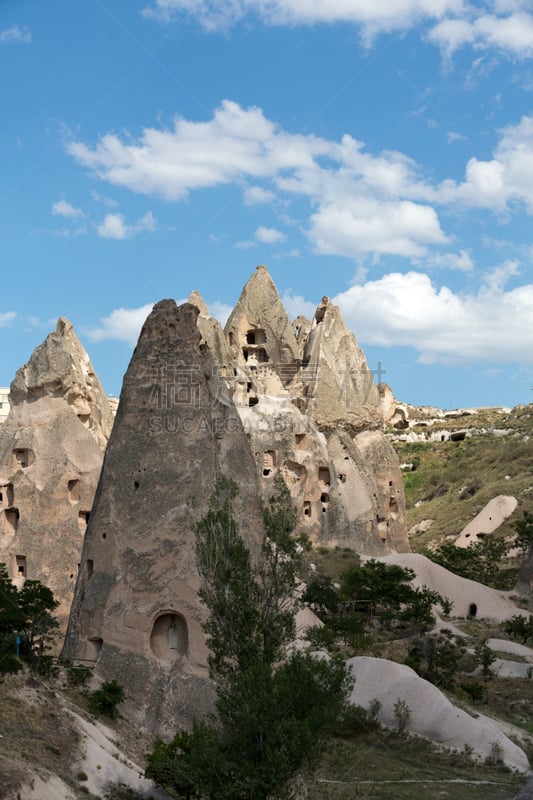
[473,639,496,679]
[503,614,533,645]
[486,740,504,766]
[368,697,382,721]
[88,680,125,719]
[393,698,411,733]
[66,664,92,687]
[460,681,487,704]
[335,704,377,737]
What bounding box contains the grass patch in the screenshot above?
[307,729,525,800]
[393,404,533,552]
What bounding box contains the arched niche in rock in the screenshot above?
[150,612,188,662]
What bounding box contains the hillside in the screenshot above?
[389,403,533,564]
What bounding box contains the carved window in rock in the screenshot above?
[0,483,14,507]
[150,613,188,661]
[246,328,266,345]
[68,480,80,503]
[12,449,34,469]
[243,348,269,365]
[318,467,331,487]
[87,638,103,660]
[15,555,26,576]
[4,507,19,533]
[78,511,90,532]
[263,450,277,477]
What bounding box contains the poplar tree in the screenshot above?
[146,477,349,800]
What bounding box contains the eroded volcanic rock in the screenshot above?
[63,300,263,734]
[300,296,381,429]
[191,266,409,555]
[0,318,112,629]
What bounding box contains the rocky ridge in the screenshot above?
[192,266,408,554]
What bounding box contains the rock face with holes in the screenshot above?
[299,296,381,429]
[62,300,264,734]
[190,266,408,555]
[0,318,113,630]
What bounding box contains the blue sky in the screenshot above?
[1,0,533,409]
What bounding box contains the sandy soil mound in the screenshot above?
[348,656,530,772]
[376,552,520,621]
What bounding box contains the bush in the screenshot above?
[88,680,125,719]
[66,664,92,687]
[473,639,496,679]
[503,614,533,645]
[486,740,504,766]
[334,704,378,737]
[460,681,487,704]
[406,630,465,689]
[393,698,411,733]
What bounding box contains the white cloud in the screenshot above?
[435,115,533,212]
[209,301,233,326]
[447,131,466,143]
[89,304,154,343]
[144,0,464,36]
[429,12,533,58]
[255,226,286,244]
[52,200,84,218]
[309,197,446,258]
[0,311,16,328]
[91,190,119,208]
[0,25,31,44]
[281,291,317,321]
[68,100,448,260]
[243,186,275,205]
[333,271,533,364]
[421,249,474,271]
[96,211,157,239]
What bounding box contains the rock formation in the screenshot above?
[189,266,409,555]
[299,296,381,428]
[0,319,113,629]
[63,301,264,734]
[10,317,114,449]
[225,265,300,376]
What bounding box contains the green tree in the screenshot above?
[339,560,442,630]
[0,563,58,674]
[340,560,416,623]
[512,511,533,554]
[474,639,497,679]
[146,477,350,800]
[17,579,59,664]
[302,576,339,619]
[428,537,510,587]
[503,614,533,645]
[406,629,466,689]
[88,679,125,719]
